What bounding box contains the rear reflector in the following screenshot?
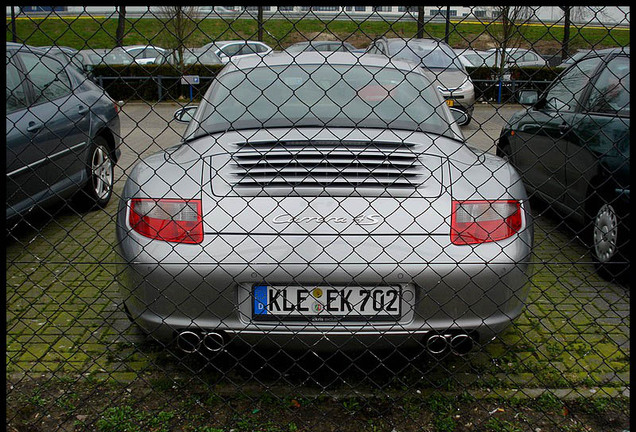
[451,200,522,245]
[129,198,203,244]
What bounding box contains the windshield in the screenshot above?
[390,42,464,70]
[188,64,454,138]
[464,52,496,67]
[286,44,309,53]
[103,51,133,65]
[184,51,220,65]
[564,50,591,64]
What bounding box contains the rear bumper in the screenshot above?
[117,229,534,351]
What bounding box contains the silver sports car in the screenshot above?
[116,52,533,355]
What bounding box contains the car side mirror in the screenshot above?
[449,107,468,126]
[518,90,539,106]
[173,106,198,123]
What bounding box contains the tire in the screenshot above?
[590,200,629,281]
[76,136,114,210]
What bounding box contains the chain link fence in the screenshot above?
[6,6,630,432]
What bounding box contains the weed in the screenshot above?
[204,393,222,406]
[427,393,456,432]
[193,427,224,432]
[55,393,78,413]
[234,416,283,432]
[27,390,47,407]
[545,342,563,358]
[259,392,278,405]
[457,391,476,404]
[427,393,454,413]
[576,397,628,415]
[571,342,592,356]
[534,392,563,412]
[536,368,569,387]
[401,396,424,416]
[96,406,143,432]
[433,415,456,432]
[581,376,597,387]
[342,398,361,413]
[150,377,175,391]
[96,406,175,432]
[485,418,523,432]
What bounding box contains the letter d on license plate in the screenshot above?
[252,285,401,321]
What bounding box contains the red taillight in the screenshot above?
[129,199,203,244]
[451,200,522,245]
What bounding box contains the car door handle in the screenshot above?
[26,121,43,133]
[78,105,89,115]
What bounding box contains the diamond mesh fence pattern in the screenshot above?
[6,6,630,432]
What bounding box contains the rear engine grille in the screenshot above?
[232,141,426,189]
[210,140,444,197]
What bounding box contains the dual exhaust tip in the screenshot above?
[176,330,226,354]
[426,333,475,355]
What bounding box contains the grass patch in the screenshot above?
[7,15,630,52]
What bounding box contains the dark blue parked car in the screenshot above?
[6,42,121,221]
[498,48,630,280]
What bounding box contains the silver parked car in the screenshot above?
[154,47,223,67]
[122,45,168,65]
[116,52,533,355]
[79,48,136,68]
[487,48,547,68]
[285,40,357,54]
[367,38,476,125]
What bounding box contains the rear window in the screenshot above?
[189,64,453,138]
[389,41,465,70]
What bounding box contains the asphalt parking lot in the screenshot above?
[6,102,629,399]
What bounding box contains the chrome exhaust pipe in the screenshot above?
[450,334,474,355]
[426,334,449,354]
[176,330,202,353]
[202,332,226,352]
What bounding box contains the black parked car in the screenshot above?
[6,43,121,222]
[498,48,630,279]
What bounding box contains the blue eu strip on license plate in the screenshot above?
[253,285,268,315]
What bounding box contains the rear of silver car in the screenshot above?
[116,127,533,353]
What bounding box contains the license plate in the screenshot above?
[445,99,454,107]
[253,285,401,321]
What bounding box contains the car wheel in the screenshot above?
[77,137,114,210]
[460,114,471,127]
[590,200,628,280]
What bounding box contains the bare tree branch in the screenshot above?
[158,6,201,74]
